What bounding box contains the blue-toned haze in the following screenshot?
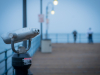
[0,0,100,50]
[0,0,100,34]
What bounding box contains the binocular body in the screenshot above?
[1,28,39,44]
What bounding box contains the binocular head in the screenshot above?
[1,28,39,44]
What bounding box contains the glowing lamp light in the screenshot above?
[53,0,58,5]
[51,10,55,15]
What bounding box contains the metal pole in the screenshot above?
[67,34,69,43]
[23,0,27,48]
[5,51,7,75]
[45,2,54,39]
[40,0,42,40]
[79,34,81,43]
[40,0,42,51]
[46,24,48,39]
[56,34,58,43]
[12,51,14,75]
[46,6,48,39]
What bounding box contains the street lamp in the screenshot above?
[53,0,58,5]
[45,0,58,39]
[45,2,55,39]
[51,10,55,15]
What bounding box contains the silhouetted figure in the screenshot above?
[72,30,77,43]
[87,28,93,43]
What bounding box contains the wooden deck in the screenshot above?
[30,43,100,75]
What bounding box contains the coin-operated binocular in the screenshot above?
[1,28,39,75]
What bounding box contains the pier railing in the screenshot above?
[0,35,41,75]
[43,33,100,43]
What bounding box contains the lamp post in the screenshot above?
[39,0,43,51]
[41,0,58,53]
[45,0,58,39]
[46,2,54,39]
[46,0,58,39]
[40,0,43,40]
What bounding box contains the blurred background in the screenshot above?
[0,0,100,75]
[0,0,100,45]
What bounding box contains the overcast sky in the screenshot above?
[0,0,100,34]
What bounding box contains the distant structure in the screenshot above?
[72,30,77,43]
[87,28,93,43]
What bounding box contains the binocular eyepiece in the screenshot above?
[1,28,39,44]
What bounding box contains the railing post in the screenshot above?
[56,34,58,43]
[5,50,7,75]
[12,51,14,75]
[67,34,69,43]
[79,34,81,43]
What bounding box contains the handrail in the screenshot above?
[44,33,100,43]
[0,44,21,75]
[0,35,41,75]
[0,54,13,63]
